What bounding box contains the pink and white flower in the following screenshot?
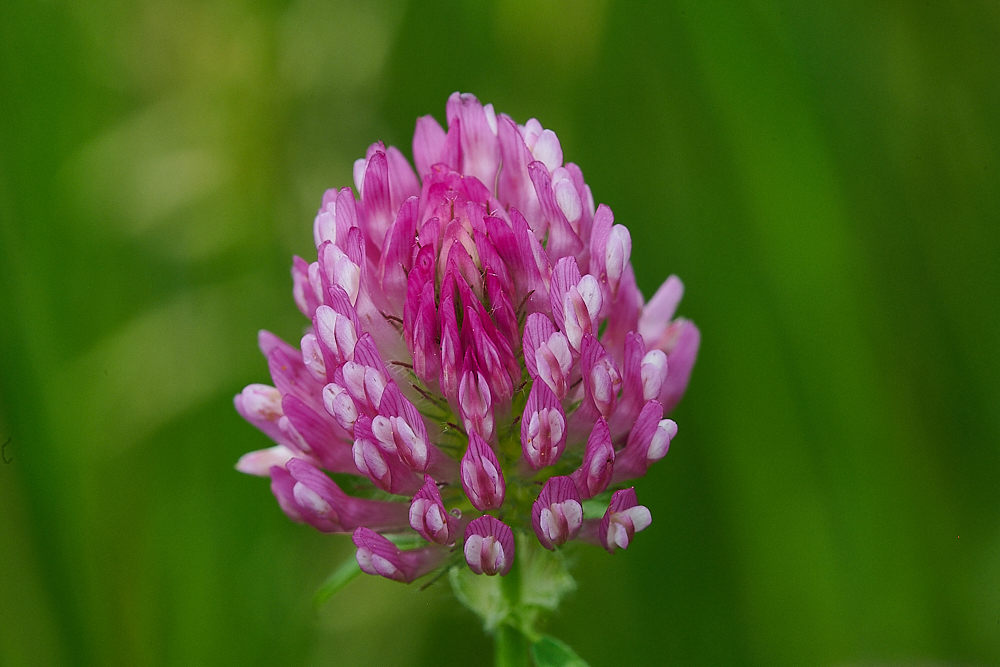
[236,93,698,581]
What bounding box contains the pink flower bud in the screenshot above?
[535,331,573,400]
[612,401,677,484]
[352,416,421,495]
[313,192,337,247]
[410,281,440,387]
[458,366,494,441]
[582,334,621,420]
[604,225,632,296]
[521,379,567,470]
[300,333,327,383]
[339,361,386,416]
[570,418,615,499]
[235,445,295,477]
[562,274,603,351]
[531,129,563,172]
[552,168,582,224]
[235,383,283,425]
[524,312,574,400]
[315,305,358,368]
[353,527,448,583]
[464,516,515,576]
[286,458,410,533]
[317,242,361,306]
[292,256,321,319]
[531,477,583,549]
[599,488,652,554]
[640,349,668,401]
[460,430,505,511]
[322,383,358,434]
[409,475,462,545]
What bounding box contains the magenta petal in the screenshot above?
[531,476,583,549]
[486,271,519,355]
[385,145,420,212]
[462,306,513,407]
[403,243,436,347]
[464,516,515,576]
[639,275,685,341]
[409,281,440,387]
[334,187,359,249]
[362,151,393,251]
[446,92,500,190]
[378,196,418,316]
[277,459,346,533]
[600,265,643,355]
[438,273,463,405]
[351,333,391,379]
[376,383,458,480]
[486,210,550,316]
[497,115,541,221]
[413,115,447,177]
[588,204,614,305]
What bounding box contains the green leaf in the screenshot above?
[312,556,361,609]
[530,635,591,667]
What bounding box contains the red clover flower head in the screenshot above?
[236,93,699,583]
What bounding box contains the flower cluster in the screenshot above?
[236,93,699,582]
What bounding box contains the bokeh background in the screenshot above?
[1,0,998,665]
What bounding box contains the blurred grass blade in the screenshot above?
[313,556,362,609]
[531,635,590,667]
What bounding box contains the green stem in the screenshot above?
[494,624,531,667]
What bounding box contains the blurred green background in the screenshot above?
[1,0,998,665]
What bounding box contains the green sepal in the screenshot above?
[515,532,576,613]
[449,565,511,633]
